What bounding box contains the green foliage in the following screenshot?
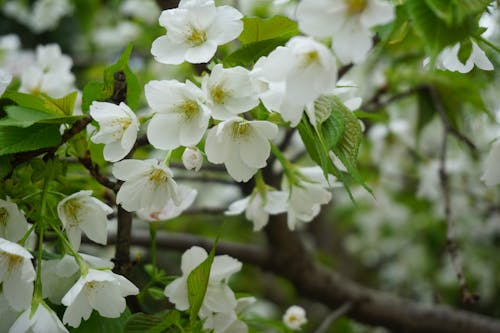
[125,310,181,333]
[70,309,131,333]
[406,0,479,58]
[187,245,216,323]
[238,16,298,44]
[224,37,289,67]
[0,124,61,156]
[297,96,369,196]
[81,44,140,112]
[0,106,83,127]
[2,91,78,116]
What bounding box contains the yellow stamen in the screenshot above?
[346,0,367,15]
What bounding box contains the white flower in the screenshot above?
[151,0,243,64]
[138,185,197,221]
[30,0,73,33]
[436,40,494,73]
[0,199,30,243]
[226,188,287,231]
[145,80,210,150]
[0,69,12,96]
[57,190,113,250]
[202,64,259,120]
[113,159,181,212]
[61,269,139,327]
[482,139,500,186]
[120,0,160,24]
[283,305,307,330]
[182,147,204,172]
[203,311,247,333]
[0,238,35,311]
[164,246,242,317]
[251,36,337,126]
[297,0,394,64]
[205,118,278,182]
[0,293,19,333]
[283,167,336,230]
[19,44,75,98]
[42,254,114,304]
[93,22,141,53]
[90,101,139,162]
[9,303,68,333]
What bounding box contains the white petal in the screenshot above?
[210,255,242,281]
[203,283,237,313]
[62,290,92,327]
[207,5,243,44]
[4,272,33,311]
[90,284,125,318]
[264,191,288,214]
[112,159,156,180]
[181,246,207,275]
[240,133,269,168]
[151,36,188,65]
[471,41,494,71]
[205,126,228,164]
[147,113,182,150]
[184,41,218,63]
[225,197,249,215]
[164,277,189,311]
[333,22,373,64]
[360,0,395,28]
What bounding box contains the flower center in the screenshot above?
[345,0,367,14]
[186,27,207,46]
[149,168,168,185]
[210,84,227,104]
[3,253,22,272]
[179,100,200,120]
[110,117,132,140]
[0,207,8,227]
[64,199,82,226]
[231,122,251,139]
[302,50,320,67]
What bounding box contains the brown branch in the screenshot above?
[78,153,119,192]
[90,224,500,333]
[431,88,479,305]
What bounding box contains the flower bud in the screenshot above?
[182,147,203,172]
[283,305,307,330]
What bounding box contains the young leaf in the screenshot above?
[42,91,79,116]
[224,37,289,67]
[187,244,217,323]
[239,16,299,44]
[0,106,83,128]
[0,124,61,156]
[124,311,181,333]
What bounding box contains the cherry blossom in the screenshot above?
[297,0,394,64]
[113,159,181,212]
[61,269,138,327]
[9,303,68,333]
[202,64,259,120]
[89,101,139,162]
[164,246,242,317]
[145,79,210,150]
[57,190,113,250]
[151,0,243,64]
[205,118,278,182]
[0,199,30,243]
[436,40,494,73]
[182,147,204,172]
[283,305,307,330]
[0,238,35,311]
[137,185,197,222]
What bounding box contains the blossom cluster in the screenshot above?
[0,0,497,331]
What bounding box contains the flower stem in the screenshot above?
[48,220,89,276]
[163,150,173,166]
[270,142,296,183]
[149,222,158,268]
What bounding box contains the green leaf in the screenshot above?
[407,0,475,58]
[0,124,61,156]
[42,91,79,116]
[0,106,83,128]
[0,155,12,179]
[416,89,435,140]
[82,44,140,113]
[425,0,453,25]
[124,311,181,333]
[239,16,299,44]
[187,245,217,323]
[224,38,289,67]
[457,39,473,64]
[70,309,131,333]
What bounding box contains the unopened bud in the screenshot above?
[182,147,203,172]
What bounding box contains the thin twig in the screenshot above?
[313,302,353,333]
[433,87,479,305]
[78,153,119,192]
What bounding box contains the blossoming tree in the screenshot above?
[0,0,499,332]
